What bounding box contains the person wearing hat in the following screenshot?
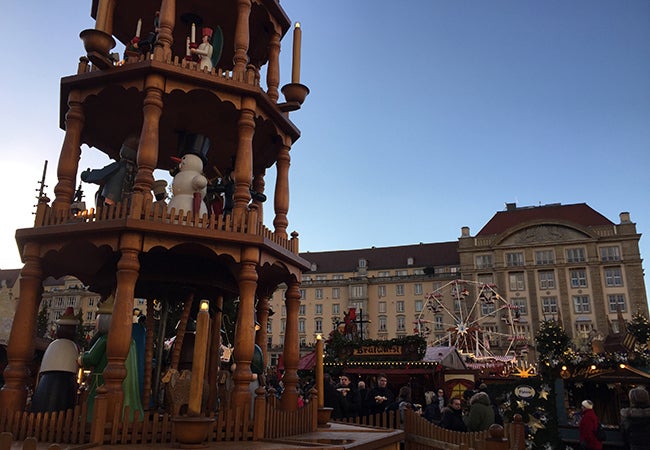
[79,296,143,422]
[620,386,650,450]
[31,307,80,413]
[191,26,214,71]
[579,399,603,450]
[152,179,168,208]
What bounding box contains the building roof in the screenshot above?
[300,242,460,273]
[0,269,21,289]
[476,203,614,236]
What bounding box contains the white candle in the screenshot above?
[136,18,142,38]
[316,334,324,408]
[188,300,210,416]
[291,22,301,83]
[186,37,190,56]
[191,23,196,43]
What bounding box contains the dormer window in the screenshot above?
[407,257,414,266]
[358,258,367,268]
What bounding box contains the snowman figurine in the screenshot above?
[168,133,210,216]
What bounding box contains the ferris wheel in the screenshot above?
[415,279,524,358]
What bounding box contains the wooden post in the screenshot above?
[188,301,210,416]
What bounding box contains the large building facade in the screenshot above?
[269,203,648,365]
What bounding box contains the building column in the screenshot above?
[231,247,259,407]
[232,97,256,226]
[153,0,176,62]
[95,0,116,33]
[52,90,85,216]
[273,137,290,239]
[133,73,164,206]
[233,0,252,82]
[255,292,272,368]
[280,280,300,410]
[266,28,281,102]
[103,232,142,417]
[0,242,43,413]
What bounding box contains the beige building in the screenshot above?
[0,270,21,346]
[269,203,648,365]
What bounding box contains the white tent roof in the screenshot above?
[422,346,467,370]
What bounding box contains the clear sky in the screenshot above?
[1,1,649,302]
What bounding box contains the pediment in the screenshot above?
[501,224,590,245]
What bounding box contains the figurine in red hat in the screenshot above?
[191,26,215,71]
[31,307,80,413]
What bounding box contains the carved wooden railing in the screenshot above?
[33,200,299,254]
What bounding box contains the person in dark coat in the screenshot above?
[464,391,495,431]
[620,386,650,450]
[439,397,467,432]
[323,373,341,419]
[332,373,361,419]
[364,374,395,416]
[579,400,602,450]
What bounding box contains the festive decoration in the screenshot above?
[324,331,426,364]
[627,311,650,348]
[535,319,570,368]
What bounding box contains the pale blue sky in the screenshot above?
[1,1,649,302]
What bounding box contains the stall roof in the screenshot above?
[422,346,467,370]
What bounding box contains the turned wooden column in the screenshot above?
[134,73,164,205]
[280,280,300,410]
[0,243,43,413]
[266,28,281,102]
[153,0,176,62]
[52,90,84,216]
[143,308,156,409]
[255,293,271,368]
[233,0,252,81]
[94,0,116,33]
[273,137,291,239]
[103,232,142,417]
[207,294,224,411]
[252,170,265,222]
[232,97,256,226]
[231,247,259,408]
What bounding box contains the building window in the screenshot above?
[541,296,558,314]
[435,315,443,330]
[475,255,493,269]
[299,289,306,300]
[477,274,494,285]
[396,284,405,296]
[378,271,390,277]
[566,247,586,263]
[506,252,524,267]
[358,258,367,268]
[298,319,305,333]
[315,304,323,315]
[86,312,93,321]
[315,318,322,333]
[299,304,306,316]
[397,316,405,331]
[396,301,405,313]
[570,269,588,288]
[604,267,623,287]
[415,300,423,312]
[333,274,344,280]
[573,295,591,314]
[481,302,496,316]
[512,298,527,315]
[316,275,327,281]
[379,302,387,314]
[407,257,414,266]
[303,276,311,282]
[396,270,408,276]
[576,322,593,337]
[267,320,273,333]
[508,272,525,291]
[315,288,323,299]
[332,287,340,299]
[332,304,340,315]
[414,283,422,295]
[88,298,95,306]
[282,305,286,316]
[379,316,387,332]
[608,294,626,313]
[600,246,621,262]
[281,319,286,332]
[538,270,556,289]
[378,285,386,297]
[535,250,554,265]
